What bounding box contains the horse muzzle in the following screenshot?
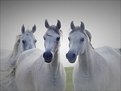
[66,52,76,63]
[43,51,53,63]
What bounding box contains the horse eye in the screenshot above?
[43,37,46,40]
[56,37,60,41]
[22,40,26,44]
[35,40,37,43]
[68,37,70,41]
[18,39,20,43]
[80,38,84,42]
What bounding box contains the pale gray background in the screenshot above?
[0,0,120,66]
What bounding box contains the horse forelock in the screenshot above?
[48,25,62,35]
[24,30,33,35]
[21,30,35,40]
[70,26,81,34]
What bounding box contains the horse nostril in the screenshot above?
[72,53,76,58]
[22,40,26,44]
[66,53,69,59]
[66,52,76,59]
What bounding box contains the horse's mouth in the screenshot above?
[44,59,52,63]
[67,58,76,63]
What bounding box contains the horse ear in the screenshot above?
[70,21,75,29]
[56,20,61,29]
[85,30,92,42]
[45,19,49,28]
[32,25,36,33]
[80,21,85,31]
[21,24,25,34]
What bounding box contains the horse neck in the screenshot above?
[78,42,94,75]
[50,49,60,71]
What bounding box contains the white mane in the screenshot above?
[0,35,23,91]
[9,35,23,67]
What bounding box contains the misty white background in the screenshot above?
[0,0,120,67]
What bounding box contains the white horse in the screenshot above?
[0,25,37,91]
[9,24,37,70]
[15,20,66,91]
[66,21,121,91]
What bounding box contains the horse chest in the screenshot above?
[39,68,60,84]
[39,72,61,91]
[47,70,61,86]
[50,73,57,86]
